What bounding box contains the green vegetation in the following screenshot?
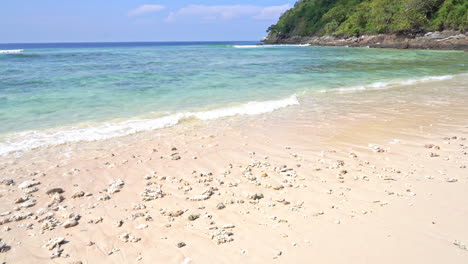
[267,0,467,37]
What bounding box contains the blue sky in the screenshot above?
[0,0,292,43]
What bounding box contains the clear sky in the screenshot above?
[0,0,292,43]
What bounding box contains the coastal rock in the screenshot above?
[50,247,64,259]
[0,238,10,253]
[266,30,468,51]
[211,230,234,244]
[25,187,39,194]
[168,210,184,217]
[88,217,103,224]
[248,193,264,200]
[189,194,210,201]
[42,218,60,231]
[369,144,386,153]
[63,219,79,228]
[108,179,125,194]
[119,233,141,243]
[177,242,186,248]
[43,237,65,250]
[14,195,30,204]
[0,212,11,217]
[188,187,216,201]
[0,179,14,186]
[98,194,111,201]
[46,188,64,195]
[171,153,181,160]
[136,224,148,230]
[71,191,85,198]
[18,200,36,209]
[141,186,165,201]
[18,180,40,189]
[47,193,64,207]
[0,212,33,225]
[273,185,284,190]
[454,240,467,251]
[188,214,200,221]
[133,204,146,210]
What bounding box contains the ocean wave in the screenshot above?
[233,44,311,48]
[319,74,458,93]
[0,95,299,156]
[0,49,23,54]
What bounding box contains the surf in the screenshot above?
[0,95,299,156]
[233,44,311,48]
[319,74,460,93]
[0,49,24,54]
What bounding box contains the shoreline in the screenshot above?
[1,77,468,263]
[1,73,466,158]
[263,31,468,51]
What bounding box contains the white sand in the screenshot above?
[0,77,467,263]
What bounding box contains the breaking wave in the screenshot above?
[0,49,24,54]
[233,44,311,48]
[320,74,459,93]
[0,95,299,156]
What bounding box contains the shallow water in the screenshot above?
[0,42,467,155]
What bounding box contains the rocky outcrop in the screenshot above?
[263,31,468,51]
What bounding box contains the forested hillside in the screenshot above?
[267,0,467,38]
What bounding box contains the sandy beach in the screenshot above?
[1,75,468,263]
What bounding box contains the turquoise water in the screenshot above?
[0,42,467,155]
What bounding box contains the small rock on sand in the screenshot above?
[71,191,85,198]
[249,193,264,200]
[46,188,64,195]
[119,233,141,243]
[18,180,40,189]
[63,219,79,228]
[176,242,186,248]
[0,179,14,186]
[0,238,10,253]
[188,214,200,221]
[43,237,65,250]
[136,224,148,230]
[141,187,165,201]
[108,179,125,194]
[168,210,184,217]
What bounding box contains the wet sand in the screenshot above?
[0,76,468,263]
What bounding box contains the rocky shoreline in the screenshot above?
[263,31,468,51]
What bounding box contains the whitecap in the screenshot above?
[319,74,458,93]
[0,49,23,54]
[233,44,311,48]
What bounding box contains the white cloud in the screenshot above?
[165,4,290,23]
[254,4,291,20]
[129,5,165,17]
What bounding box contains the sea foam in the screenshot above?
[0,95,299,156]
[0,49,23,54]
[233,44,311,48]
[320,75,457,93]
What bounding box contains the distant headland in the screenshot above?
[263,0,467,50]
